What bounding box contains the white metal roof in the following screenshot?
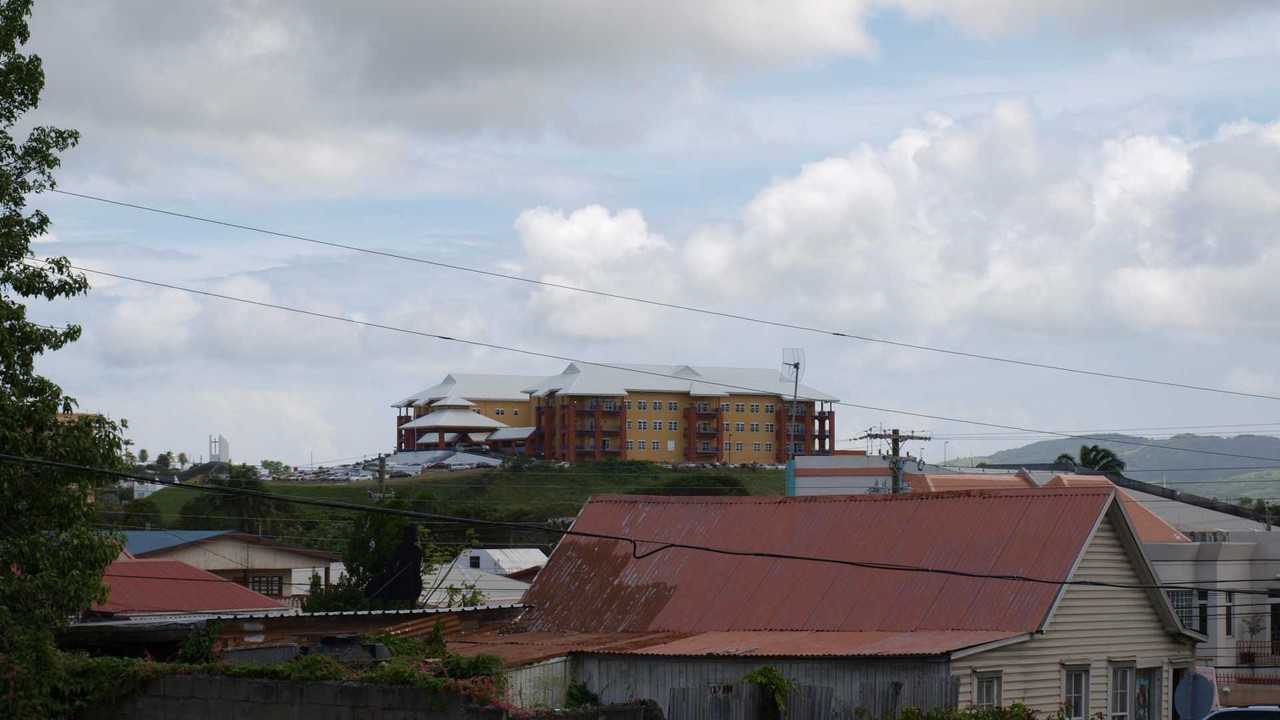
[488,427,537,441]
[432,396,476,408]
[416,432,459,445]
[478,548,548,573]
[420,567,530,607]
[524,363,838,400]
[401,408,509,431]
[395,373,545,407]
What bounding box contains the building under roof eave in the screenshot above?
[522,362,838,400]
[401,408,509,431]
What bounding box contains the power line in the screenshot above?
[25,259,1280,467]
[5,452,1278,596]
[49,189,1280,404]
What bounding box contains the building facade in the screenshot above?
[395,363,838,463]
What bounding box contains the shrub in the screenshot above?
[565,680,601,708]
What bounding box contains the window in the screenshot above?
[976,672,1002,708]
[602,438,611,450]
[667,440,676,451]
[248,575,283,596]
[720,402,729,411]
[1064,667,1089,720]
[668,401,679,411]
[626,420,633,430]
[469,555,481,569]
[735,442,744,452]
[735,422,745,432]
[697,401,708,412]
[513,409,519,416]
[1135,669,1160,720]
[765,423,775,433]
[637,400,647,410]
[700,440,711,452]
[723,422,731,431]
[624,401,632,410]
[650,440,661,450]
[625,440,634,449]
[793,441,804,454]
[1111,666,1133,720]
[668,421,679,431]
[638,420,648,430]
[495,408,505,416]
[603,400,615,411]
[734,402,746,413]
[1226,592,1235,637]
[765,403,775,413]
[1197,590,1210,635]
[1168,589,1193,629]
[753,442,762,451]
[750,403,760,413]
[750,423,760,433]
[765,442,773,451]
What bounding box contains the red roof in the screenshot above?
[1044,475,1190,544]
[521,489,1112,637]
[904,472,1037,492]
[95,559,285,616]
[619,630,1022,657]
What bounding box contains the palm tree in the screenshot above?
[1056,444,1125,473]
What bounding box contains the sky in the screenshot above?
[18,0,1280,466]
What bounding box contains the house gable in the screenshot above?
[950,512,1196,717]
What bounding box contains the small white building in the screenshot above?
[453,548,547,575]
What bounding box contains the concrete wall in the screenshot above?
[84,675,466,720]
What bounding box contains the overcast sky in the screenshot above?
[21,1,1280,466]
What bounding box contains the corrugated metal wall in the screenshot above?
[506,657,571,708]
[572,655,957,719]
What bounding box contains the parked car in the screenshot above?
[1203,708,1280,720]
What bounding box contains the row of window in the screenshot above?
[630,420,681,431]
[975,665,1160,720]
[626,440,783,453]
[492,408,519,417]
[622,400,788,414]
[1167,589,1215,635]
[621,420,791,433]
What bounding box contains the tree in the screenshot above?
[176,464,292,534]
[177,451,188,468]
[1055,444,1126,473]
[261,459,288,477]
[138,448,149,464]
[0,2,127,713]
[118,497,162,529]
[155,451,172,469]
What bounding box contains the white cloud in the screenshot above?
[516,205,680,338]
[517,104,1280,342]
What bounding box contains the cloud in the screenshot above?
[515,205,680,338]
[518,105,1280,342]
[890,0,1270,36]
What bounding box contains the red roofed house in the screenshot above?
[456,488,1199,716]
[90,559,286,620]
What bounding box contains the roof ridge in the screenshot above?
[592,487,1114,504]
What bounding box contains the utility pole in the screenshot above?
[784,360,801,461]
[856,428,932,493]
[377,453,387,497]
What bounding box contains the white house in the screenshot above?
[452,548,547,576]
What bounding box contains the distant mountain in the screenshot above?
[967,433,1280,498]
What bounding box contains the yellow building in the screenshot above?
[395,364,837,464]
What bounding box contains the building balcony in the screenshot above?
[575,404,621,413]
[575,425,621,434]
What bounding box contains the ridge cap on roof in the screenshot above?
[589,488,1114,504]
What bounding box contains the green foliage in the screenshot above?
[138,448,149,463]
[743,666,795,718]
[565,680,601,708]
[898,702,1045,720]
[155,451,172,469]
[302,575,373,612]
[176,621,222,664]
[47,654,172,718]
[261,459,289,477]
[0,4,126,715]
[221,653,350,682]
[177,451,188,467]
[176,463,293,533]
[118,496,162,528]
[1055,445,1125,473]
[632,473,750,496]
[442,652,504,678]
[365,623,446,659]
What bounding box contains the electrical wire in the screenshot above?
[24,258,1280,467]
[7,452,1280,597]
[49,189,1280,404]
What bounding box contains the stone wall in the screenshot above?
[84,675,466,720]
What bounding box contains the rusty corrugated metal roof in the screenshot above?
[1044,475,1190,544]
[904,473,1037,492]
[618,630,1024,657]
[521,489,1112,636]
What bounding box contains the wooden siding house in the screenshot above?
[451,489,1200,718]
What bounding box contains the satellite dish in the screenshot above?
[1174,670,1217,720]
[780,348,806,383]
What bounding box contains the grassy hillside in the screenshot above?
[143,461,785,548]
[966,433,1280,501]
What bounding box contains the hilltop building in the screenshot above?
[394,363,838,464]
